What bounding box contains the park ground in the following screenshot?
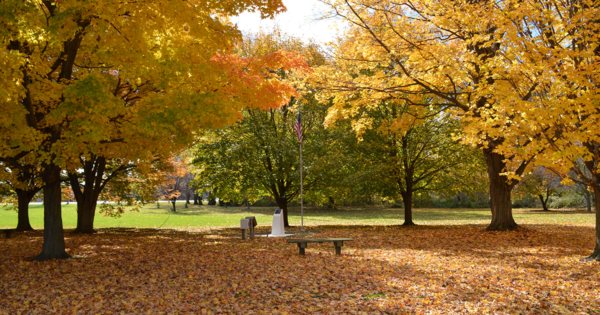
[1,205,599,314]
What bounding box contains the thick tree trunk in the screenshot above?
[484,151,518,231]
[538,195,550,212]
[585,185,600,261]
[193,193,199,205]
[34,164,70,260]
[171,198,177,212]
[15,189,35,231]
[402,192,415,226]
[186,193,191,204]
[73,196,98,233]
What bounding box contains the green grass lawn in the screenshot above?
[0,202,595,229]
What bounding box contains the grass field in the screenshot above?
[0,203,595,230]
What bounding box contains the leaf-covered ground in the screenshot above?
[1,224,599,314]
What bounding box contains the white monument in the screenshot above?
[269,209,292,237]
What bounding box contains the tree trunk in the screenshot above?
[186,193,191,204]
[585,189,592,213]
[15,189,35,231]
[274,197,290,227]
[69,157,106,234]
[34,164,70,260]
[193,193,199,205]
[157,201,160,208]
[538,195,550,212]
[328,196,336,209]
[484,151,518,231]
[585,185,600,261]
[73,196,98,233]
[401,192,415,226]
[171,198,177,212]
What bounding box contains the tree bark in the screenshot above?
[584,189,592,213]
[15,188,36,231]
[34,163,70,260]
[186,193,191,204]
[585,185,600,261]
[171,198,177,212]
[538,195,550,212]
[73,195,98,233]
[193,193,199,205]
[274,197,290,227]
[401,192,415,226]
[484,151,518,231]
[70,157,106,234]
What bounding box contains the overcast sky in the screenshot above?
[230,0,341,44]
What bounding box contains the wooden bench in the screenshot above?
[287,238,354,255]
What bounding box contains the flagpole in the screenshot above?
[300,141,304,230]
[294,105,304,231]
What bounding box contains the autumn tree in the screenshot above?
[194,98,339,226]
[67,156,175,232]
[95,161,169,218]
[61,184,73,205]
[0,0,306,260]
[193,30,333,226]
[332,101,485,225]
[513,168,562,212]
[314,0,549,231]
[460,0,600,260]
[68,157,135,233]
[157,156,193,212]
[0,160,42,231]
[569,160,595,213]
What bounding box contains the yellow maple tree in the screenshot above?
[312,0,549,231]
[0,0,307,260]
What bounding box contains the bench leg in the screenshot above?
[242,229,246,240]
[333,241,344,255]
[297,243,307,255]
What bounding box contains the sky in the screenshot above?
[230,0,342,44]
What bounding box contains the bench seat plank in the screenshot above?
[287,238,353,243]
[287,238,354,255]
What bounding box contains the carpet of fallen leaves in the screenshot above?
[1,224,599,314]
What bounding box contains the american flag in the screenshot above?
[294,108,302,143]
